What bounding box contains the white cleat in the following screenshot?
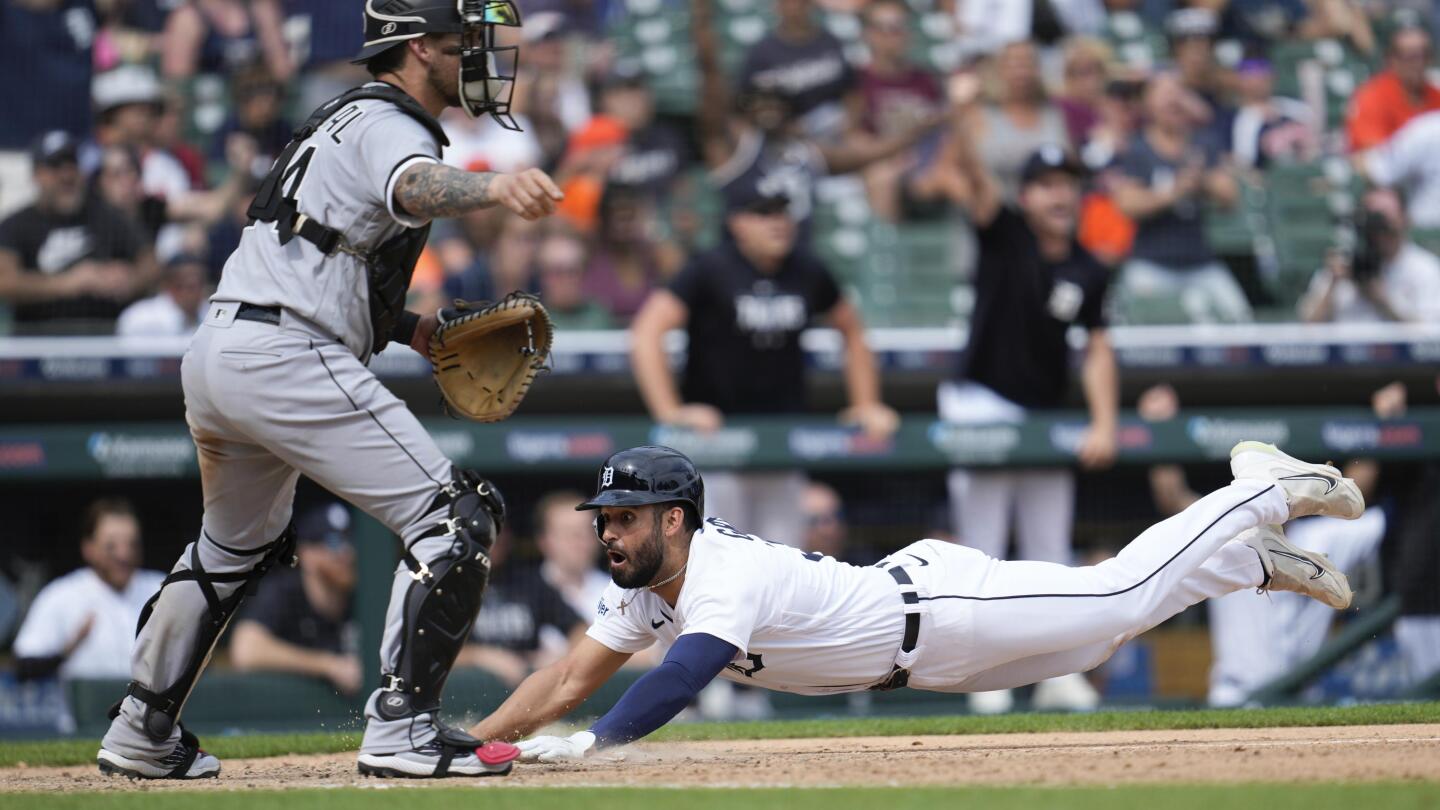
[97,738,220,780]
[967,688,1014,715]
[1240,524,1353,610]
[1229,441,1364,520]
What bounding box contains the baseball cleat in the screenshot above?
[97,737,220,780]
[1229,441,1364,520]
[1240,524,1353,609]
[357,739,519,778]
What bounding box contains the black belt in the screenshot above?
[235,303,282,326]
[870,566,922,692]
[888,566,920,653]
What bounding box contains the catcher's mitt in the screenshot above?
[429,292,554,422]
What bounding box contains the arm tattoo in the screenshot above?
[393,162,499,220]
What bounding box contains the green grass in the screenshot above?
[3,702,1437,769]
[5,786,1440,810]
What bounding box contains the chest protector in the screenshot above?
[247,83,450,355]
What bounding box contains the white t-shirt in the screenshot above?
[116,292,206,337]
[1301,242,1440,323]
[1365,111,1440,229]
[585,518,906,694]
[12,567,165,679]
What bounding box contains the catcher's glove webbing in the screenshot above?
[429,292,554,422]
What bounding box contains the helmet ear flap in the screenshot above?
[593,513,608,543]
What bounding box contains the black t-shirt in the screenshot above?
[1115,132,1223,269]
[0,196,144,327]
[235,568,354,655]
[468,566,583,653]
[671,239,842,415]
[740,29,856,136]
[608,122,689,197]
[958,207,1110,408]
[711,131,826,239]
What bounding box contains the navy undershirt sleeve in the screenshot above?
[589,632,738,747]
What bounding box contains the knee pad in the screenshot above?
[377,470,503,721]
[116,524,298,742]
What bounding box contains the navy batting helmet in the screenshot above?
[352,0,522,128]
[576,446,705,526]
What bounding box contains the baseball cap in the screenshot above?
[31,130,79,167]
[1019,145,1084,186]
[723,179,791,215]
[296,503,354,551]
[1166,7,1217,40]
[92,65,163,114]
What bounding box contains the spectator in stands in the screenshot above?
[515,11,591,165]
[973,40,1072,200]
[1373,378,1440,691]
[92,65,259,230]
[584,185,681,322]
[284,0,368,114]
[116,253,210,337]
[230,504,361,696]
[1166,7,1236,153]
[1111,72,1250,324]
[0,131,153,335]
[800,481,880,566]
[459,527,586,687]
[630,179,898,548]
[533,491,611,621]
[1230,56,1318,170]
[1055,36,1115,150]
[739,0,857,143]
[692,0,946,237]
[94,145,168,248]
[1299,189,1440,324]
[12,498,164,681]
[210,66,291,174]
[854,0,947,221]
[1347,24,1440,152]
[535,228,613,329]
[159,0,292,83]
[1357,109,1440,230]
[0,0,96,219]
[1137,383,1387,707]
[941,78,1115,711]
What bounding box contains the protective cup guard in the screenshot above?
[377,469,504,720]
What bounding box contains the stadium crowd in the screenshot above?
[3,0,1440,335]
[4,0,1440,729]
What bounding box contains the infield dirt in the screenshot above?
[3,724,1437,792]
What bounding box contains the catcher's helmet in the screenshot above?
[352,0,522,129]
[576,446,705,525]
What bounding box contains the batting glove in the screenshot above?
[514,730,596,761]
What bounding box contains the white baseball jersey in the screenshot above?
[13,567,165,679]
[213,83,443,359]
[586,518,907,694]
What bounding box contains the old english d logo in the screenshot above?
[601,466,614,488]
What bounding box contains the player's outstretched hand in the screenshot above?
[492,168,564,221]
[515,731,595,762]
[1076,421,1118,470]
[839,402,900,439]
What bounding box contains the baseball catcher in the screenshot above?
[98,0,560,780]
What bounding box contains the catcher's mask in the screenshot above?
[353,0,522,130]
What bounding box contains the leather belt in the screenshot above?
[235,303,282,326]
[887,566,920,653]
[870,565,922,692]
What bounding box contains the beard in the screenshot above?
[609,516,666,589]
[427,61,463,109]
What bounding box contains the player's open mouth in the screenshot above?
[606,549,627,567]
